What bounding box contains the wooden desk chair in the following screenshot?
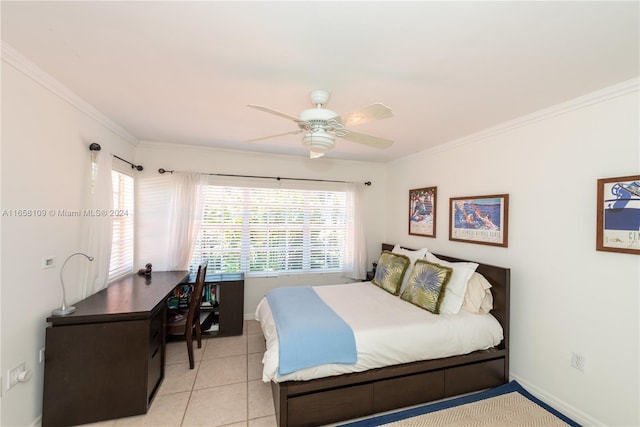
[167,262,208,369]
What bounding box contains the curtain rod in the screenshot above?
[157,168,371,186]
[89,143,144,171]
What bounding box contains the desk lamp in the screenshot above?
[53,252,94,316]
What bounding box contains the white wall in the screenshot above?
[134,143,387,317]
[0,61,135,426]
[385,82,639,426]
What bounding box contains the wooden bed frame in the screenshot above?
[270,243,510,427]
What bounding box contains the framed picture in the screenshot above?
[596,175,640,254]
[409,187,437,237]
[449,194,509,247]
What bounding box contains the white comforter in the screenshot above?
[255,281,503,383]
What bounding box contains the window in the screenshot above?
[190,185,347,275]
[109,169,134,280]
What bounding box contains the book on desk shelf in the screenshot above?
[203,283,217,305]
[167,283,217,310]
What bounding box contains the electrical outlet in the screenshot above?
[39,347,46,364]
[571,352,586,371]
[7,362,26,390]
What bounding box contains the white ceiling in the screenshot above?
[2,1,638,163]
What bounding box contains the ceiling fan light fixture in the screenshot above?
[309,151,325,159]
[302,128,335,156]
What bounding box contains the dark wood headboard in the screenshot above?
[381,243,510,353]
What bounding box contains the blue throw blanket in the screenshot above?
[265,286,357,375]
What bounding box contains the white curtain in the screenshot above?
[343,182,367,280]
[166,172,205,271]
[81,149,113,298]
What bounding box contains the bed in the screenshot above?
[256,243,510,427]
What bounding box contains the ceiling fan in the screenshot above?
[247,90,394,158]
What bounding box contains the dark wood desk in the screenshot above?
[42,270,189,427]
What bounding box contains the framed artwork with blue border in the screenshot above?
[449,194,509,247]
[596,175,640,254]
[409,187,437,237]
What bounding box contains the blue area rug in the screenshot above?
[340,381,581,426]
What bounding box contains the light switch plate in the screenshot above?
[42,256,55,269]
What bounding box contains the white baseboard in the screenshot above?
[509,373,604,427]
[30,415,41,427]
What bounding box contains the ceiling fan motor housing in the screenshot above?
[298,107,338,123]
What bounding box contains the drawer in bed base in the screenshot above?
[287,383,373,427]
[444,358,506,397]
[373,370,444,413]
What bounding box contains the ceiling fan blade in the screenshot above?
[336,103,393,127]
[245,130,302,142]
[341,130,394,149]
[247,104,300,122]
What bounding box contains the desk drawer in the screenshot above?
[149,309,164,347]
[147,342,162,399]
[147,309,165,401]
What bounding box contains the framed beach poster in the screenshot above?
[449,194,509,247]
[409,187,437,237]
[596,175,640,254]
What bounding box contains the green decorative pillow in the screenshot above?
[372,251,410,295]
[400,259,453,314]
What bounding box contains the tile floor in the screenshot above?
[80,319,276,427]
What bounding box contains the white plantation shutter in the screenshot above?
[190,185,346,275]
[109,169,134,280]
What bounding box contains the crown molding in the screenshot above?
[1,41,138,144]
[398,76,640,160]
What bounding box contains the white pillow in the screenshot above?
[392,245,429,294]
[424,252,478,314]
[461,272,493,314]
